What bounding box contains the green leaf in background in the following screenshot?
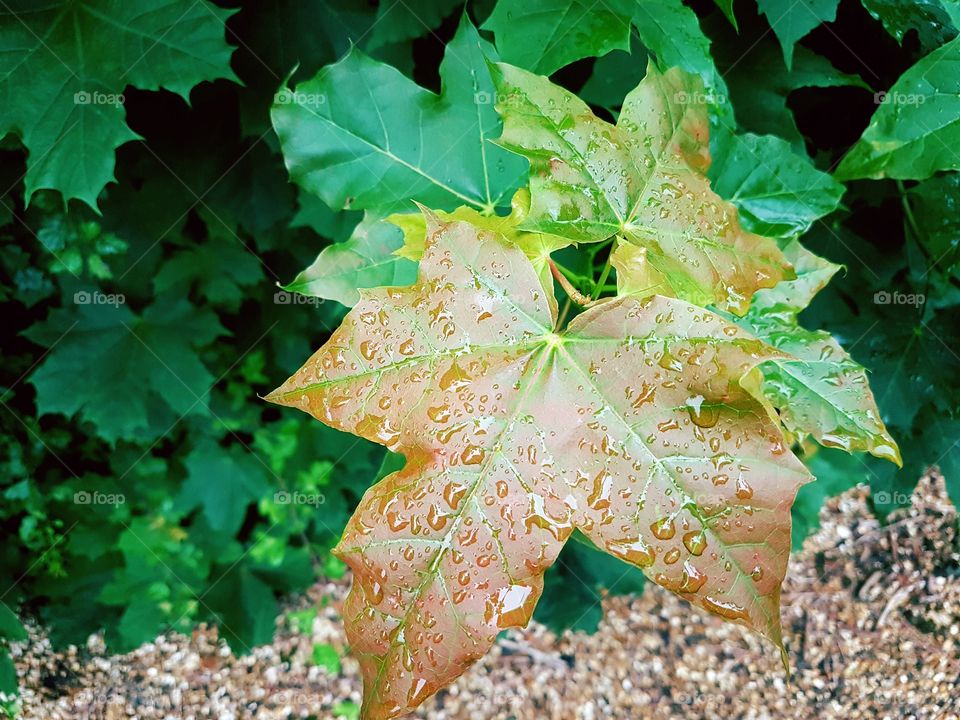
[25,297,226,443]
[0,605,26,643]
[282,214,418,307]
[366,0,462,49]
[272,16,526,215]
[630,0,730,111]
[332,701,361,720]
[908,173,960,279]
[483,0,633,75]
[0,649,17,697]
[709,132,845,238]
[290,191,362,244]
[97,516,210,649]
[845,308,960,432]
[755,0,841,68]
[740,241,901,463]
[912,412,960,507]
[203,566,278,650]
[311,643,341,672]
[714,0,739,28]
[487,0,729,113]
[176,440,270,536]
[287,607,317,635]
[579,34,650,112]
[34,203,128,279]
[0,0,237,209]
[713,39,867,150]
[860,0,958,52]
[535,532,646,634]
[836,37,960,180]
[792,445,871,547]
[154,225,264,312]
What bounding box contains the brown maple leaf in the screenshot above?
[267,214,811,719]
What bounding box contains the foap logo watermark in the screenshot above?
[873,490,910,505]
[873,289,925,307]
[473,90,525,108]
[675,89,727,106]
[274,290,323,306]
[74,490,125,506]
[274,90,326,107]
[74,290,125,307]
[74,90,125,107]
[874,90,926,106]
[274,490,325,506]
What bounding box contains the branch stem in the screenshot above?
[549,259,596,307]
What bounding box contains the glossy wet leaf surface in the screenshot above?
[482,0,633,76]
[283,214,418,307]
[268,216,811,718]
[860,0,958,52]
[271,16,526,216]
[708,132,845,239]
[737,242,901,463]
[387,189,571,318]
[491,61,792,314]
[835,36,960,180]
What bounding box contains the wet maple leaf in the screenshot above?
[737,241,901,464]
[267,215,812,719]
[491,60,794,315]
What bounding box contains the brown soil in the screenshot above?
[11,472,960,720]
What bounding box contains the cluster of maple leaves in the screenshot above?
[1,0,953,715]
[266,20,901,718]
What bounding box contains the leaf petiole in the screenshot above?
[549,259,596,307]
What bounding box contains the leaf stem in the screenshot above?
[896,180,922,242]
[551,261,592,286]
[591,254,613,301]
[549,259,596,307]
[557,296,572,327]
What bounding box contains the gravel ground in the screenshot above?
[10,471,960,720]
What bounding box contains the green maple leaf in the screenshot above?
[492,61,792,315]
[908,173,960,279]
[282,214,418,307]
[738,241,901,463]
[268,215,813,718]
[709,131,845,239]
[154,220,265,311]
[860,0,958,52]
[271,15,526,216]
[713,40,867,151]
[25,296,226,443]
[755,0,841,68]
[176,439,269,536]
[836,37,960,180]
[485,0,729,110]
[0,0,238,209]
[483,0,634,75]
